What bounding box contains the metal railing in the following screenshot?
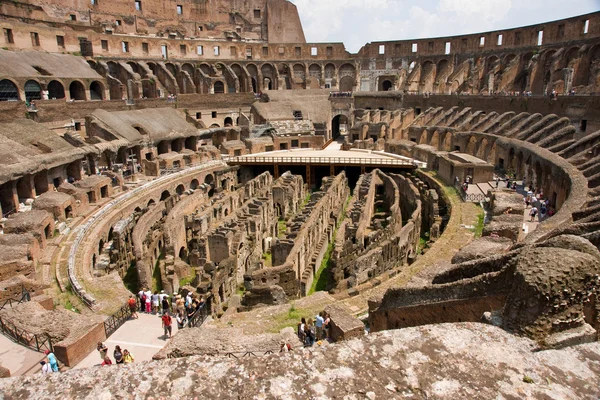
[457,184,488,203]
[0,317,54,354]
[0,287,54,354]
[103,302,133,337]
[167,349,276,359]
[0,286,30,312]
[187,297,211,328]
[226,155,417,167]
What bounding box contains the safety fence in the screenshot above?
[0,287,54,354]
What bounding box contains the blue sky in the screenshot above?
[289,0,600,53]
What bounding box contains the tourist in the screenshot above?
[162,311,173,338]
[123,349,135,363]
[101,356,112,366]
[128,295,138,319]
[44,350,59,372]
[161,291,171,315]
[540,201,547,220]
[185,291,192,308]
[297,317,306,342]
[176,310,187,329]
[97,341,108,360]
[315,312,325,340]
[323,313,331,339]
[138,288,145,313]
[304,322,315,347]
[175,294,185,315]
[145,288,152,313]
[279,341,292,352]
[40,361,52,374]
[152,291,160,314]
[113,345,124,364]
[530,206,538,222]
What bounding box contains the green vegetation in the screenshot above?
[309,194,351,294]
[122,261,140,293]
[236,283,246,296]
[152,255,164,292]
[472,207,485,238]
[262,251,272,267]
[417,235,429,254]
[277,219,287,238]
[179,268,196,287]
[60,282,81,313]
[523,376,534,384]
[270,303,307,333]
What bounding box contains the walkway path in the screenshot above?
[0,333,45,376]
[74,312,179,370]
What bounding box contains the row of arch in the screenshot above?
[0,78,105,101]
[378,44,600,94]
[90,59,358,100]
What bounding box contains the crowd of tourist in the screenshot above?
[296,311,332,348]
[96,342,135,367]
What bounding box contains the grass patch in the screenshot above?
[262,252,272,267]
[309,194,351,294]
[122,261,140,293]
[277,219,287,238]
[472,207,485,238]
[179,268,196,287]
[236,283,246,296]
[270,303,307,333]
[152,255,164,293]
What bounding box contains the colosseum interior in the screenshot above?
[0,0,599,397]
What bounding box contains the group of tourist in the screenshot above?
[523,181,553,222]
[39,350,59,374]
[97,342,135,366]
[329,91,352,98]
[297,311,331,347]
[166,94,177,103]
[132,288,207,338]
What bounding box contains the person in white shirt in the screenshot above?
[40,361,52,374]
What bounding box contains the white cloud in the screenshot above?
[289,0,599,53]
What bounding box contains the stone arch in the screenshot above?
[216,63,236,93]
[441,131,453,151]
[465,136,478,155]
[381,80,393,91]
[90,81,104,100]
[213,81,225,94]
[181,63,194,76]
[503,54,517,67]
[176,184,185,195]
[429,130,440,149]
[147,199,156,207]
[332,114,349,139]
[231,63,249,92]
[224,117,233,126]
[165,62,177,77]
[190,179,199,190]
[0,79,19,101]
[247,63,259,92]
[292,63,306,89]
[418,129,428,145]
[308,63,322,88]
[324,63,336,82]
[69,81,86,101]
[261,63,276,90]
[47,80,65,99]
[24,80,42,102]
[160,190,171,201]
[339,76,353,92]
[204,174,214,185]
[420,61,435,93]
[475,137,489,160]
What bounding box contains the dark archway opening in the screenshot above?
[382,80,393,91]
[24,80,42,102]
[48,80,65,99]
[214,81,225,94]
[332,115,349,140]
[160,190,171,201]
[224,117,233,127]
[90,81,104,100]
[69,81,86,101]
[0,79,19,101]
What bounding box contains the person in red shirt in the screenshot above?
[162,312,172,338]
[128,295,138,319]
[101,356,112,366]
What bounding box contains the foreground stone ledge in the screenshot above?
[1,323,599,399]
